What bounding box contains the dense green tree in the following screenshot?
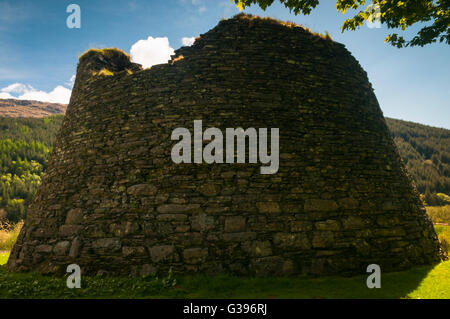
[386,117,450,199]
[0,115,63,222]
[231,0,450,47]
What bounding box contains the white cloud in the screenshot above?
[18,85,72,104]
[65,74,76,87]
[0,92,13,99]
[0,83,72,104]
[182,37,196,46]
[130,36,175,69]
[1,82,34,94]
[198,6,206,13]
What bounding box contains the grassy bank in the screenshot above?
[0,225,449,299]
[0,259,448,299]
[435,225,450,254]
[0,221,23,251]
[427,205,450,224]
[0,251,449,299]
[0,251,9,265]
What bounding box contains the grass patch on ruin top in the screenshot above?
[78,48,131,63]
[92,68,115,76]
[0,260,449,299]
[230,13,333,41]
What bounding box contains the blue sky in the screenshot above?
[0,0,448,128]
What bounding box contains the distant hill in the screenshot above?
[0,99,66,118]
[385,117,450,204]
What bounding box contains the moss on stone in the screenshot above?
[230,13,333,41]
[79,48,131,64]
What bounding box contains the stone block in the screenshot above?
[54,241,70,255]
[242,240,272,257]
[150,245,175,263]
[141,264,157,277]
[65,208,83,224]
[157,204,202,214]
[342,216,365,229]
[69,237,81,258]
[223,232,256,242]
[315,220,340,231]
[290,221,313,232]
[92,238,121,252]
[122,246,147,257]
[338,197,359,209]
[376,215,400,227]
[183,248,208,264]
[59,225,82,237]
[127,184,157,196]
[197,183,218,197]
[256,202,280,213]
[273,233,310,250]
[250,256,284,276]
[312,232,334,248]
[35,245,52,253]
[224,216,246,232]
[190,213,215,232]
[304,199,338,212]
[157,214,188,222]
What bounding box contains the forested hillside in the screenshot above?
[0,116,64,222]
[385,118,450,205]
[0,115,448,222]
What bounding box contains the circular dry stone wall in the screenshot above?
[7,14,444,276]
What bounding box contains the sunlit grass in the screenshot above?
[407,260,450,299]
[0,251,9,266]
[0,221,23,251]
[435,225,450,254]
[0,258,449,299]
[0,224,448,299]
[427,205,450,224]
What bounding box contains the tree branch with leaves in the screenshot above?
[231,0,450,48]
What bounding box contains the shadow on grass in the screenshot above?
[1,259,448,299]
[172,264,442,299]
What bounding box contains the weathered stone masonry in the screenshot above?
[8,14,444,276]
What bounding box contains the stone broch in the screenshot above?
[7,14,445,276]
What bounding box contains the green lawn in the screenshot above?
[0,255,449,299]
[435,225,450,253]
[1,226,449,299]
[427,205,450,224]
[0,251,9,266]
